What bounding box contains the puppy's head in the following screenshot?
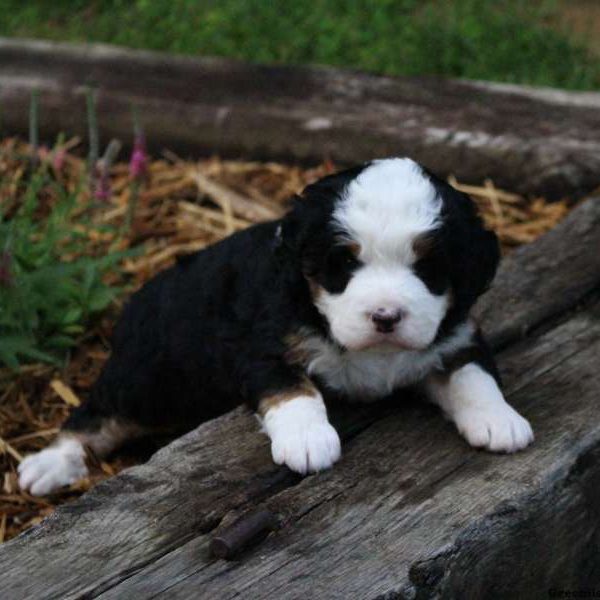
[281,158,499,351]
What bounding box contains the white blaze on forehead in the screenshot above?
[333,158,441,263]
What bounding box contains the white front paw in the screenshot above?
[454,403,534,453]
[18,439,88,496]
[271,421,341,475]
[263,394,341,475]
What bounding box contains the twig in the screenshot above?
[28,89,40,168]
[0,435,24,463]
[85,86,99,169]
[484,178,504,224]
[448,175,521,203]
[0,513,6,544]
[190,170,278,223]
[6,429,60,444]
[210,509,278,559]
[49,380,81,407]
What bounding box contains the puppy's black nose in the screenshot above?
[371,308,402,333]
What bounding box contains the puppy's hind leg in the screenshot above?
[18,403,145,496]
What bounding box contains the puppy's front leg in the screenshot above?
[425,362,533,453]
[258,382,341,475]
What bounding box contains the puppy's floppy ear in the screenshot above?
[432,176,500,315]
[276,163,369,267]
[277,168,361,257]
[276,196,309,261]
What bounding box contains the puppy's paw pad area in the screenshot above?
[455,404,534,453]
[18,446,88,496]
[271,423,341,475]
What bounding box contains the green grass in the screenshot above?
[1,0,599,90]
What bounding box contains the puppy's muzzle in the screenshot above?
[371,307,402,333]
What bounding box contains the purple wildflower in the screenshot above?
[37,145,50,164]
[129,133,148,181]
[0,250,13,287]
[52,147,66,172]
[93,160,111,202]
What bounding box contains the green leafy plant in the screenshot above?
[0,86,145,370]
[0,166,127,369]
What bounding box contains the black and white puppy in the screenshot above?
[19,158,533,495]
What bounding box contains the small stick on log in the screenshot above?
[209,509,278,560]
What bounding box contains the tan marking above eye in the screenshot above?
[347,242,361,257]
[413,233,435,258]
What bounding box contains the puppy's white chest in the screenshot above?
[294,324,474,402]
[301,337,441,401]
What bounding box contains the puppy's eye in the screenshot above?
[327,247,359,272]
[340,250,359,268]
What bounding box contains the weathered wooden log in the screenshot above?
[474,196,600,349]
[0,197,598,599]
[2,38,600,198]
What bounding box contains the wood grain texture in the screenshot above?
[0,200,598,597]
[2,38,600,198]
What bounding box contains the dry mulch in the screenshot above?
[0,138,573,543]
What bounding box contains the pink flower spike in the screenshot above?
[93,161,111,202]
[53,148,66,172]
[37,145,50,164]
[129,134,148,180]
[94,177,111,202]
